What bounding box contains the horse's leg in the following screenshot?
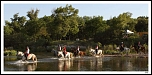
[32,56,34,62]
[22,56,26,61]
[35,56,37,62]
[74,52,77,57]
[68,54,70,59]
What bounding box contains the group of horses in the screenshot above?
[16,48,88,62]
[51,48,87,59]
[116,45,146,55]
[16,44,146,62]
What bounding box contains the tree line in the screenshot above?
[4,4,148,50]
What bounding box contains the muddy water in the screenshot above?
[3,53,148,73]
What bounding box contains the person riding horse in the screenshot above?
[58,44,62,51]
[120,42,124,52]
[134,41,142,54]
[24,46,30,60]
[137,41,141,50]
[63,46,67,58]
[95,45,98,55]
[76,46,80,54]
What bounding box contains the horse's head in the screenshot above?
[90,48,95,52]
[17,51,24,56]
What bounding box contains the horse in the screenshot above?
[118,46,130,55]
[17,51,37,62]
[71,48,85,57]
[78,51,86,57]
[89,48,103,56]
[57,51,73,59]
[51,49,58,57]
[132,45,146,54]
[71,48,78,57]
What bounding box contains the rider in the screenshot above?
[63,46,67,58]
[76,46,80,54]
[95,45,98,55]
[25,46,30,60]
[138,41,141,49]
[120,42,124,51]
[58,44,62,51]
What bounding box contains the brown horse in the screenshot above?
[78,51,85,57]
[132,45,146,54]
[71,48,78,57]
[71,48,85,57]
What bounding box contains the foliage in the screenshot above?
[4,4,148,53]
[4,50,17,56]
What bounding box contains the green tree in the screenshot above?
[27,9,39,20]
[49,4,79,40]
[135,16,148,32]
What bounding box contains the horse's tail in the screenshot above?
[70,53,73,58]
[32,54,37,62]
[35,56,37,61]
[83,52,86,56]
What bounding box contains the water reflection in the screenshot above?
[4,56,148,71]
[90,58,103,71]
[58,59,73,71]
[16,62,37,71]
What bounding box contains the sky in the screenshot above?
[2,1,150,23]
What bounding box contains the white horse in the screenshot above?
[117,47,130,55]
[122,47,130,55]
[17,51,37,62]
[57,51,73,59]
[90,48,103,56]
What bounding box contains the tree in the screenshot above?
[27,9,39,20]
[135,16,148,32]
[49,4,79,40]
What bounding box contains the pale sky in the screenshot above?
[2,1,150,22]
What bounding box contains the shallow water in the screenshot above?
[3,54,149,74]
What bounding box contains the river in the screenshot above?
[3,53,149,74]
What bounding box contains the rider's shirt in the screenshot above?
[26,48,30,54]
[138,43,141,49]
[63,47,66,52]
[96,46,98,49]
[63,47,67,54]
[25,47,30,56]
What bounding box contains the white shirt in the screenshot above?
[96,46,98,49]
[27,48,30,54]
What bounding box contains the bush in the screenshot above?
[104,50,119,55]
[4,50,17,56]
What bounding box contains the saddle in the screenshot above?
[63,51,67,54]
[24,53,30,56]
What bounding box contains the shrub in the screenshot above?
[4,50,17,56]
